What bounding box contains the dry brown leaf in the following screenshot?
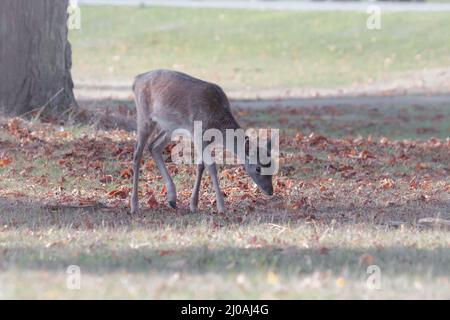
[0,157,13,168]
[416,162,429,170]
[120,168,132,179]
[147,195,158,208]
[380,179,395,189]
[108,186,130,199]
[359,253,375,266]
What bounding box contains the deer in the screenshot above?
[130,69,274,214]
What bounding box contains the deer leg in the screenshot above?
[131,126,152,214]
[190,163,205,213]
[149,133,177,209]
[206,163,226,214]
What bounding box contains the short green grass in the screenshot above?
[243,103,450,140]
[70,6,450,91]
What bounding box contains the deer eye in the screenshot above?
[256,166,261,174]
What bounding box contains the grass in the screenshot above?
[1,214,450,299]
[0,101,449,299]
[70,6,450,91]
[245,103,450,140]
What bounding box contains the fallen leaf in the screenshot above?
[120,168,132,179]
[294,133,304,142]
[380,179,395,189]
[159,250,175,257]
[99,175,113,183]
[0,157,13,168]
[108,186,130,199]
[319,246,329,255]
[266,271,280,285]
[147,195,158,208]
[409,177,418,190]
[336,277,346,288]
[416,162,429,170]
[359,253,375,266]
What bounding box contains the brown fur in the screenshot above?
[130,70,273,214]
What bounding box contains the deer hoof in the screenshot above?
[168,201,177,209]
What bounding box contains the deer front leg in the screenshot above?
[190,163,205,213]
[206,163,226,214]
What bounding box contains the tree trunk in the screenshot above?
[0,0,77,116]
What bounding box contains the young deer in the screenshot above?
[130,70,274,214]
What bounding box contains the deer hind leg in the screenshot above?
[149,131,177,209]
[131,123,155,214]
[190,163,205,213]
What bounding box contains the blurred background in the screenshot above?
[72,0,450,100]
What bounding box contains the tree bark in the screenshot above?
[0,0,77,116]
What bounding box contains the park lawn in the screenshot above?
[70,6,450,91]
[0,101,449,299]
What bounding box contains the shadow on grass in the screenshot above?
[3,242,450,278]
[1,198,449,278]
[1,196,450,231]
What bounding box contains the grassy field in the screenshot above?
[1,101,449,299]
[70,6,450,91]
[0,5,449,300]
